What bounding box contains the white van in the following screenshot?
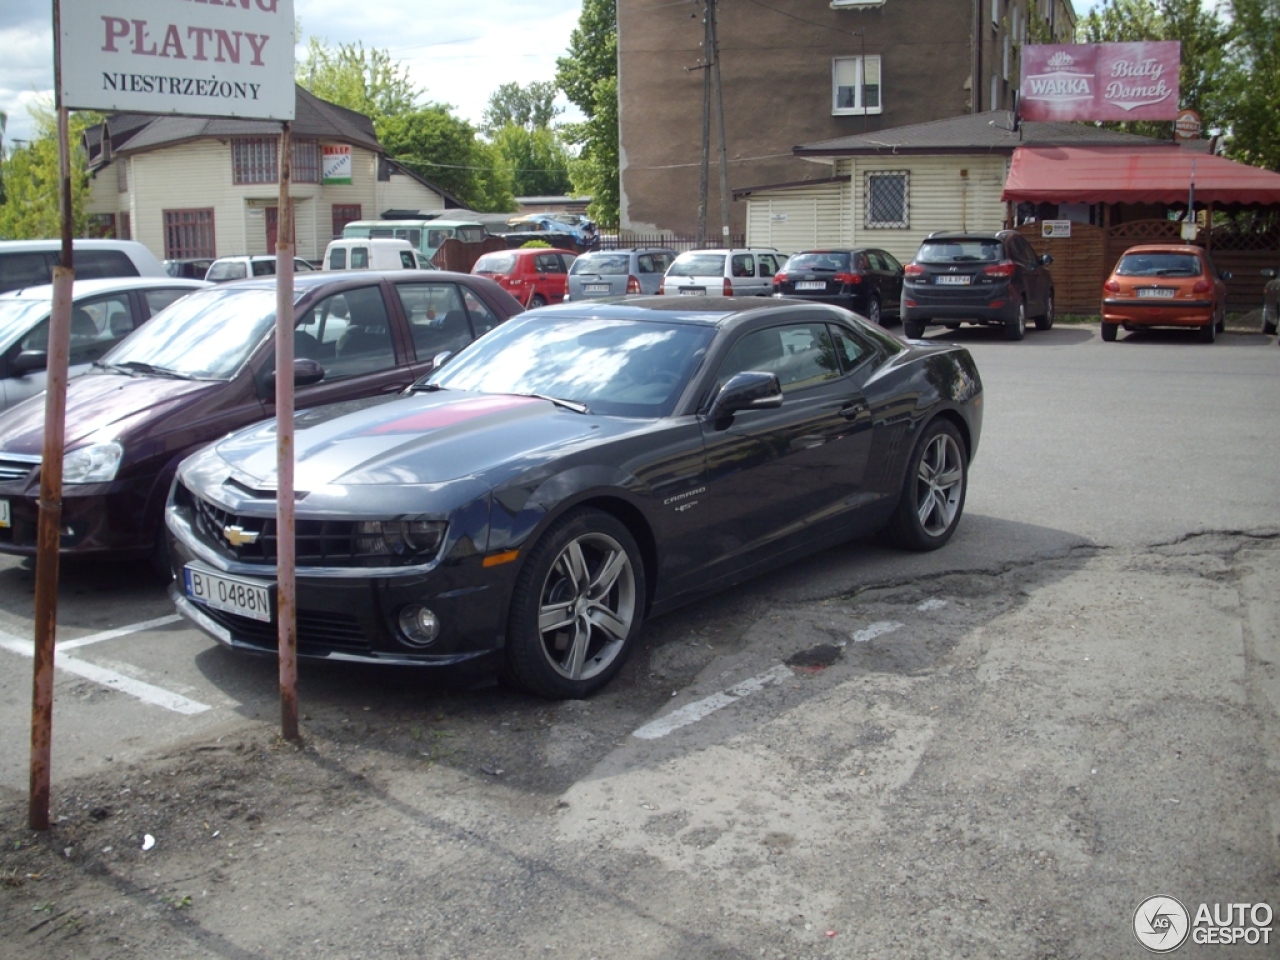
[0,239,167,295]
[341,219,489,259]
[323,238,436,272]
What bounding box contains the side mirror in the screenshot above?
[1262,268,1276,279]
[1039,253,1054,266]
[1220,270,1233,281]
[12,350,48,374]
[263,357,325,391]
[707,371,783,420]
[432,350,453,369]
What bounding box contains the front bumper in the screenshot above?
[1102,298,1215,327]
[0,477,156,558]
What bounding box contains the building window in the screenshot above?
[232,138,277,184]
[293,141,320,183]
[87,213,117,238]
[832,56,882,115]
[332,204,362,239]
[865,171,908,228]
[164,208,216,259]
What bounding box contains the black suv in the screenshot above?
[901,231,1054,341]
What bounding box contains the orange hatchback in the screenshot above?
[1101,244,1231,343]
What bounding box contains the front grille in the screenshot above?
[197,605,372,652]
[0,453,40,483]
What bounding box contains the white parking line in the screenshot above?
[632,665,793,740]
[0,618,211,716]
[850,620,904,644]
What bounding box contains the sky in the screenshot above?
[0,0,585,149]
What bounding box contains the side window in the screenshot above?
[731,254,755,278]
[879,250,903,273]
[399,251,415,269]
[328,247,347,270]
[654,253,675,273]
[143,287,193,317]
[251,259,276,277]
[714,323,839,393]
[758,254,779,275]
[535,253,563,274]
[463,289,502,336]
[295,259,315,273]
[0,252,54,293]
[296,286,396,379]
[865,252,884,272]
[350,247,369,269]
[830,325,876,372]
[73,250,139,280]
[636,255,655,274]
[393,282,473,361]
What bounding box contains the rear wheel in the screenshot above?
[1003,300,1027,341]
[1199,317,1217,343]
[866,296,882,326]
[1263,306,1277,336]
[1101,321,1118,342]
[504,508,645,699]
[903,317,927,339]
[528,294,547,308]
[881,419,968,551]
[1035,292,1055,331]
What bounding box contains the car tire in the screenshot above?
[528,294,547,309]
[903,318,927,339]
[1035,292,1055,331]
[504,507,645,699]
[1199,318,1217,343]
[1101,322,1119,342]
[1004,300,1027,341]
[1263,309,1277,336]
[881,418,968,552]
[866,296,882,326]
[943,323,961,330]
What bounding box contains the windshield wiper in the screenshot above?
[518,393,590,414]
[113,360,197,380]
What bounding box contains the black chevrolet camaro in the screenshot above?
[166,297,983,699]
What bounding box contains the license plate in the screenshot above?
[937,275,972,285]
[584,284,610,293]
[184,566,273,623]
[0,499,8,529]
[1138,287,1176,298]
[795,281,826,291]
[678,287,706,296]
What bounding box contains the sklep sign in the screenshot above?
[59,0,295,121]
[1019,41,1180,122]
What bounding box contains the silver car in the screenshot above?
[565,248,676,300]
[658,247,784,298]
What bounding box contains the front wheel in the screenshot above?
[504,508,645,699]
[903,317,927,339]
[881,419,968,551]
[1004,300,1026,341]
[1262,306,1277,336]
[1035,292,1055,331]
[1101,321,1118,342]
[528,294,548,309]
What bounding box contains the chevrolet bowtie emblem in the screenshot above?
[222,525,260,547]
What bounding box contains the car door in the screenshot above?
[1010,236,1047,315]
[533,252,569,303]
[690,317,876,589]
[392,280,482,378]
[871,250,905,317]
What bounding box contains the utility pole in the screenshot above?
[709,0,731,243]
[696,0,712,247]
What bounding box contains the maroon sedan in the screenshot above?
[0,270,522,567]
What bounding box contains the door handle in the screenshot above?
[840,400,868,420]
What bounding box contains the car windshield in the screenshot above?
[102,286,281,379]
[473,253,516,274]
[669,253,726,276]
[570,254,630,276]
[785,253,851,272]
[0,299,51,347]
[428,313,716,418]
[206,261,249,282]
[917,241,1001,263]
[1115,253,1202,277]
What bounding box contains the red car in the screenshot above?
[1101,244,1231,344]
[472,248,577,308]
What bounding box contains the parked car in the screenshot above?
[506,214,597,248]
[901,231,1055,341]
[323,238,436,272]
[0,271,523,566]
[205,255,317,283]
[472,248,577,307]
[1101,244,1231,344]
[164,258,215,280]
[564,248,676,300]
[658,248,784,298]
[166,296,983,699]
[773,248,904,325]
[0,276,208,413]
[0,239,167,295]
[342,219,490,261]
[1261,267,1277,336]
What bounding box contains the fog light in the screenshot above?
[397,605,440,647]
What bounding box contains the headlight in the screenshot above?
[62,442,124,484]
[355,519,447,562]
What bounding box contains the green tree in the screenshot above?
[297,37,420,123]
[379,107,513,212]
[490,124,572,197]
[556,0,618,226]
[1219,0,1280,170]
[482,81,561,135]
[1079,0,1231,140]
[0,105,95,239]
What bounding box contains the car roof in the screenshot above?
[922,232,1005,242]
[0,276,209,301]
[1118,244,1203,255]
[225,269,477,292]
[523,295,838,328]
[673,247,779,255]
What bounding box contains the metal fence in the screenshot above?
[597,232,747,253]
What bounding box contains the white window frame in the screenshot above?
[864,170,909,229]
[832,55,883,116]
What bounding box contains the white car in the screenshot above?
[658,248,785,298]
[204,255,317,283]
[323,238,436,271]
[0,239,167,295]
[0,276,209,411]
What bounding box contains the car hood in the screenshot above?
[210,391,607,490]
[0,372,218,454]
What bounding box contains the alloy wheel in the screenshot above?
[914,432,964,537]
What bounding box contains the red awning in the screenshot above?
[1002,146,1280,206]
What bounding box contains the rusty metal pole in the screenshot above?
[30,0,74,831]
[275,121,299,742]
[709,0,731,244]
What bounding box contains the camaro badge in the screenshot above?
[222,525,260,547]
